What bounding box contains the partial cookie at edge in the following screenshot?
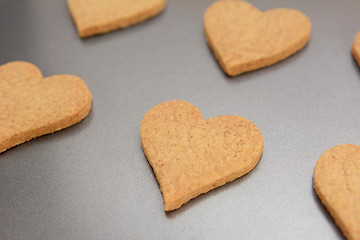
[0,61,92,153]
[352,32,360,67]
[313,144,360,240]
[68,0,166,38]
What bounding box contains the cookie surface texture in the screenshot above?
[0,61,92,153]
[68,0,166,38]
[204,0,312,76]
[313,144,360,240]
[353,32,360,67]
[140,100,264,211]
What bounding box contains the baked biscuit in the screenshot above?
[0,61,92,153]
[313,144,360,240]
[68,0,166,38]
[352,32,360,66]
[204,0,311,76]
[141,100,263,211]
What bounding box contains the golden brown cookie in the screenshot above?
[313,144,360,240]
[68,0,166,38]
[204,0,312,76]
[352,32,360,67]
[0,61,92,153]
[140,100,263,211]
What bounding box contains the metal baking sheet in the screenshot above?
[0,0,359,239]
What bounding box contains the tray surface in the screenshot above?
[0,0,359,239]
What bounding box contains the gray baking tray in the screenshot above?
[0,0,359,239]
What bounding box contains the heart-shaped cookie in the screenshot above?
[140,100,263,211]
[353,32,360,66]
[0,61,92,153]
[68,0,166,38]
[313,144,360,240]
[204,0,312,76]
